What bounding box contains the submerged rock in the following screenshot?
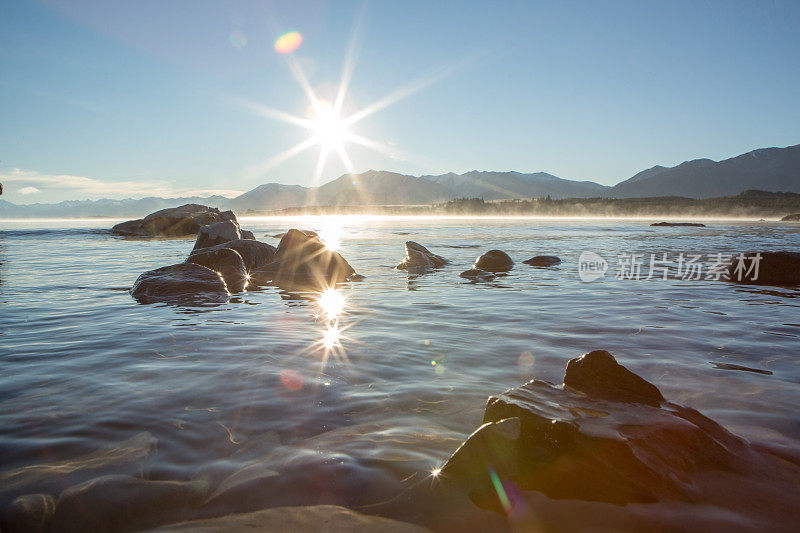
[111,204,235,237]
[154,505,429,532]
[522,255,561,267]
[5,494,55,533]
[780,213,800,221]
[396,241,449,272]
[650,222,706,227]
[131,263,229,303]
[192,220,242,251]
[726,251,800,286]
[50,475,207,533]
[249,229,358,288]
[459,269,496,282]
[189,239,276,271]
[474,250,513,272]
[186,247,247,292]
[437,350,800,514]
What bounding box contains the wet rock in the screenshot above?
[5,494,55,533]
[523,255,561,267]
[154,505,430,532]
[249,229,358,288]
[0,432,156,511]
[396,241,448,272]
[240,229,255,240]
[459,269,496,282]
[474,250,513,272]
[564,350,664,406]
[726,251,800,286]
[50,475,208,533]
[131,263,229,303]
[111,204,235,237]
[189,239,276,271]
[650,222,706,227]
[437,351,800,515]
[780,213,800,221]
[186,248,247,292]
[192,220,241,251]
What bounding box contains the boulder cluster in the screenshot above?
[123,205,359,303]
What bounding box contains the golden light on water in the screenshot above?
[322,323,342,350]
[317,218,344,252]
[318,287,345,321]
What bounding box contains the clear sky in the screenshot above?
[1,0,799,203]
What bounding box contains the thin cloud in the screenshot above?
[1,169,243,199]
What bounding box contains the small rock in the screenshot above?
[474,250,513,272]
[186,247,248,292]
[5,494,55,533]
[650,222,706,227]
[396,241,448,272]
[131,263,229,304]
[192,220,241,251]
[522,255,561,267]
[726,251,800,286]
[240,229,255,240]
[189,239,276,271]
[459,269,496,281]
[564,350,664,406]
[50,475,208,533]
[780,213,800,221]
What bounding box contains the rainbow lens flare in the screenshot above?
[274,31,303,54]
[229,30,247,49]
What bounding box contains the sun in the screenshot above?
[311,100,349,150]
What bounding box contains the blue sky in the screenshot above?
[1,0,799,203]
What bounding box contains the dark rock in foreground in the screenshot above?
[130,263,229,303]
[522,255,561,267]
[250,229,358,288]
[192,220,243,251]
[186,248,247,292]
[564,350,664,406]
[154,505,429,532]
[50,475,207,533]
[780,213,800,221]
[189,239,276,271]
[650,222,706,227]
[473,250,513,272]
[726,251,800,286]
[437,350,800,515]
[396,241,448,272]
[5,494,55,533]
[459,269,496,282]
[111,204,235,237]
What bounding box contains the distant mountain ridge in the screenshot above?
[1,144,798,217]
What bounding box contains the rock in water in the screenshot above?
[240,229,255,240]
[650,222,706,227]
[111,205,235,237]
[5,494,56,533]
[726,251,800,286]
[186,247,248,292]
[249,229,358,287]
[50,475,208,533]
[437,350,800,516]
[130,263,229,303]
[522,255,561,267]
[459,269,496,282]
[474,250,513,272]
[188,239,276,271]
[395,241,449,272]
[192,220,242,251]
[780,213,800,221]
[564,350,664,406]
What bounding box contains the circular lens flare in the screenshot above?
[275,31,303,54]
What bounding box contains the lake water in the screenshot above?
[1,217,799,530]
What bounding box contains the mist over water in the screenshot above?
[1,217,799,528]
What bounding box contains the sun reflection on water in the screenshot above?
[317,218,344,252]
[318,287,345,320]
[322,323,342,350]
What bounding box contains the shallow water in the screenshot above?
[1,217,799,528]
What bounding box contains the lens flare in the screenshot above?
[275,31,303,54]
[317,219,344,252]
[317,288,345,320]
[229,30,247,49]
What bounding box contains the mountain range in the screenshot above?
[1,144,798,217]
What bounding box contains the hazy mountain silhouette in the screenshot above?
[2,144,798,217]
